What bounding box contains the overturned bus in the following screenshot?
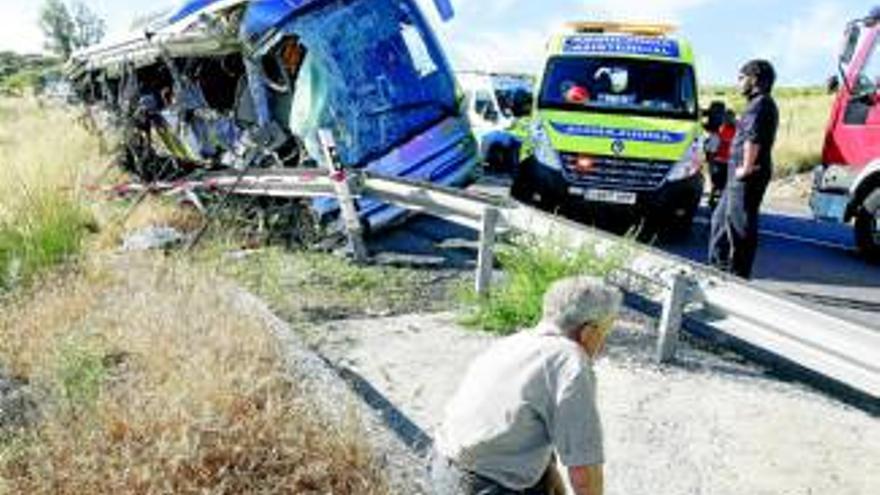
[67,0,477,231]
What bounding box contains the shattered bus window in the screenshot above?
[271,0,458,167]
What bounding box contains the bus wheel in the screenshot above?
[854,192,880,263]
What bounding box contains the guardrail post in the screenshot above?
[318,129,367,264]
[475,207,500,297]
[656,273,688,364]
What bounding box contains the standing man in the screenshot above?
[708,60,779,279]
[432,277,621,495]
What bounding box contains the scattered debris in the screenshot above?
[122,226,186,252]
[0,372,38,430]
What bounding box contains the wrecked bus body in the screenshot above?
[67,0,477,231]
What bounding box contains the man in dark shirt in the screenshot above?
[708,60,779,279]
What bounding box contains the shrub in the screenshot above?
[0,98,100,290]
[0,193,92,289]
[460,234,630,334]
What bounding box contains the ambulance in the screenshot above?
[512,22,704,234]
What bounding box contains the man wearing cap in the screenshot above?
[432,277,621,495]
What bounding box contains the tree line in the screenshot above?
[2,0,105,95]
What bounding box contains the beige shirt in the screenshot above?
[437,323,604,490]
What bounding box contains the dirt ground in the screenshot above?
[310,310,880,495]
[765,172,814,214]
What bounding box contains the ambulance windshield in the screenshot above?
[539,56,698,120]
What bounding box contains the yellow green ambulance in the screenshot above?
[512,22,704,233]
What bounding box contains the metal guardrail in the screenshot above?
[700,284,880,399]
[151,168,880,400]
[360,176,880,400]
[500,204,880,399]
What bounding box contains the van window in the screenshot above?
[474,89,498,121]
[538,56,698,120]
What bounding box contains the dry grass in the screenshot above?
[772,93,834,177]
[0,256,390,494]
[0,98,101,288]
[0,97,392,494]
[91,193,204,251]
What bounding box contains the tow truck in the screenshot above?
[812,6,880,261]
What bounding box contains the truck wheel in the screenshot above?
[854,197,880,263]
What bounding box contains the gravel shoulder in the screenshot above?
[309,309,880,495]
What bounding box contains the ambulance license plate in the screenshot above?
[578,188,637,205]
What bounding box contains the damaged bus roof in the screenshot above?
[69,0,456,78]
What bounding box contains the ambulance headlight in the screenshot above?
[666,138,702,182]
[532,120,562,171]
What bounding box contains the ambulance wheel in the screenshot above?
[854,197,880,264]
[511,172,534,204]
[665,211,696,240]
[657,194,700,241]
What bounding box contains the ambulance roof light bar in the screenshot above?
[565,22,677,37]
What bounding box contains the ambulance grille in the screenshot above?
[560,153,674,191]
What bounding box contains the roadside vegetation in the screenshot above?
[0,98,98,290]
[701,86,834,177]
[0,258,390,494]
[216,246,466,324]
[0,52,60,97]
[0,97,393,493]
[459,234,630,334]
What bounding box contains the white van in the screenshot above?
[458,71,532,170]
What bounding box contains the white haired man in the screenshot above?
[433,277,621,495]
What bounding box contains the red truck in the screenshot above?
[812,6,880,261]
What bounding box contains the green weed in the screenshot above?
[55,338,106,415]
[0,98,101,291]
[0,194,92,290]
[460,234,630,335]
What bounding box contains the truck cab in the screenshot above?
[812,7,880,261]
[512,22,703,234]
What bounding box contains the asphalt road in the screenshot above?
[429,173,880,331]
[667,207,880,330]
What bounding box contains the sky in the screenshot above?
[0,0,872,85]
